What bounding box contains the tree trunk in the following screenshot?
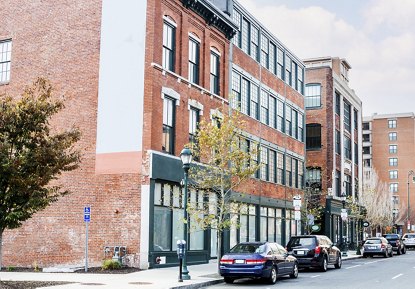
[0,231,3,270]
[216,230,222,275]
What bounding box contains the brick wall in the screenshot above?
[0,0,142,268]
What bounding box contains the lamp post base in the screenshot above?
[182,267,191,280]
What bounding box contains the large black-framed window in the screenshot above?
[344,135,352,160]
[277,152,284,185]
[260,90,269,125]
[354,142,358,164]
[260,146,269,181]
[344,174,352,196]
[335,170,341,197]
[241,18,250,54]
[260,207,283,243]
[305,84,321,108]
[189,106,200,145]
[162,96,176,154]
[306,123,322,149]
[277,47,284,79]
[188,37,200,84]
[344,101,351,132]
[232,9,241,47]
[285,106,292,136]
[260,33,269,68]
[286,155,292,187]
[297,66,304,94]
[0,39,12,83]
[335,129,341,155]
[250,25,259,60]
[285,55,292,85]
[354,109,358,130]
[277,99,284,132]
[335,92,341,115]
[269,42,276,74]
[162,21,175,71]
[250,83,259,120]
[210,51,220,95]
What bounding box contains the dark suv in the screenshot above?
[286,235,341,272]
[383,234,406,255]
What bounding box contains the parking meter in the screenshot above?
[177,240,186,282]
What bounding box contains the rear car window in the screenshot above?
[404,234,415,238]
[384,235,399,240]
[288,237,316,248]
[230,244,266,254]
[365,239,381,244]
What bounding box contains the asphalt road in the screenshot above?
[203,250,415,289]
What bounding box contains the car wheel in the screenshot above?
[390,250,393,257]
[384,251,389,258]
[320,256,328,272]
[362,253,368,258]
[290,262,299,279]
[334,254,342,269]
[397,248,401,255]
[268,266,278,284]
[224,277,234,284]
[402,247,406,254]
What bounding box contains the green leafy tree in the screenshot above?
[0,78,81,268]
[187,109,260,272]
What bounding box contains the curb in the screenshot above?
[170,279,224,289]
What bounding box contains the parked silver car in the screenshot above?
[362,237,393,258]
[402,233,415,249]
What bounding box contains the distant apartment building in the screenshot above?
[362,113,415,232]
[0,0,306,269]
[304,57,363,247]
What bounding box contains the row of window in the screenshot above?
[153,182,299,252]
[334,91,358,132]
[162,19,220,95]
[258,144,304,189]
[363,132,398,143]
[232,9,304,94]
[163,94,304,189]
[0,39,12,83]
[231,70,304,142]
[307,125,358,164]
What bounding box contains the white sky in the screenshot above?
[238,0,415,116]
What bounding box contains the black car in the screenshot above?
[362,237,393,258]
[286,235,341,272]
[383,234,406,255]
[219,242,299,284]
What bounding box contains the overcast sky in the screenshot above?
[238,0,415,116]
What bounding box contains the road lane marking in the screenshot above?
[310,275,321,278]
[392,274,403,280]
[345,265,362,269]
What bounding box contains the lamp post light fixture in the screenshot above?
[407,170,414,232]
[180,148,192,280]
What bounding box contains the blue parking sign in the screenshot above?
[84,206,91,222]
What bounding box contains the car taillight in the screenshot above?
[220,258,234,265]
[246,259,266,265]
[315,246,321,254]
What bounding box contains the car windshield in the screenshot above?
[288,237,315,248]
[229,243,267,254]
[404,234,415,238]
[384,235,398,240]
[365,239,381,244]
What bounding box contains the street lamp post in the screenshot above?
[392,208,399,234]
[407,170,414,232]
[340,192,347,256]
[180,148,192,280]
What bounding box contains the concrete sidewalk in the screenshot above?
[0,251,362,289]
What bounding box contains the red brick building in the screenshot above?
[0,0,306,269]
[303,57,363,247]
[363,113,415,233]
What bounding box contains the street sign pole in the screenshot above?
[85,221,88,272]
[84,206,91,272]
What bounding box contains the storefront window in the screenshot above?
[154,206,171,251]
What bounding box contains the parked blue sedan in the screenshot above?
[219,241,299,284]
